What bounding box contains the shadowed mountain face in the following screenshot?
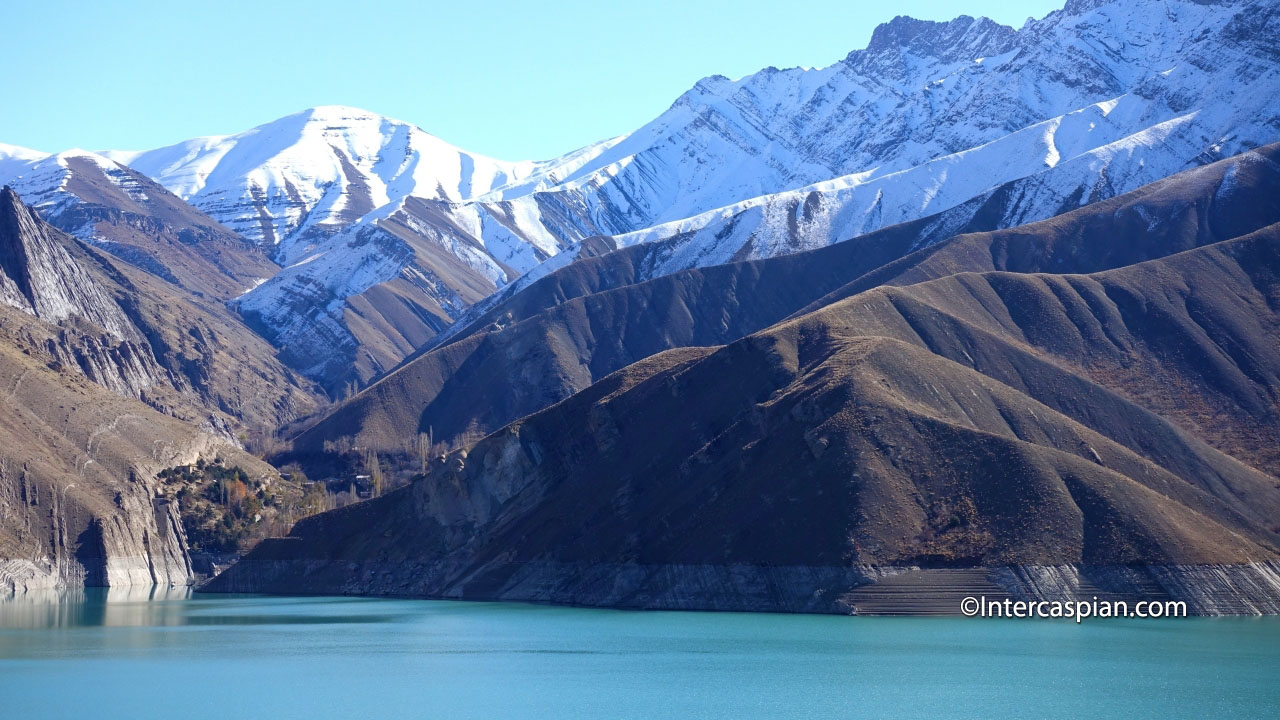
[212,145,1280,612]
[792,144,1280,316]
[289,144,1280,461]
[286,210,978,456]
[807,229,1280,478]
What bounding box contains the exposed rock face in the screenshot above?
[0,186,165,399]
[0,330,277,592]
[0,187,140,340]
[0,187,320,594]
[210,558,1280,616]
[0,186,321,433]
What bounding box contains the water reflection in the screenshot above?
[0,586,403,629]
[0,585,193,629]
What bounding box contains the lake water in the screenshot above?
[1,588,1278,719]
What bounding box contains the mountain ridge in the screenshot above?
[221,0,1280,389]
[287,143,1280,462]
[209,219,1280,612]
[0,147,280,301]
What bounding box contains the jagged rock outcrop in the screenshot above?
[0,186,166,399]
[0,186,141,340]
[0,186,321,432]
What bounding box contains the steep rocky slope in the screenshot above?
[0,187,316,592]
[0,186,144,341]
[0,187,321,434]
[793,144,1280,315]
[289,144,1280,460]
[0,147,277,300]
[0,325,278,592]
[211,227,1280,612]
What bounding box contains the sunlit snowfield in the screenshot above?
[2,589,1278,719]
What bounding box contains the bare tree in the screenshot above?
[365,448,384,497]
[416,427,434,475]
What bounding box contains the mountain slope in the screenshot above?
[0,187,321,433]
[288,144,1280,460]
[0,146,277,300]
[794,143,1280,314]
[0,306,279,592]
[0,185,142,340]
[210,225,1280,613]
[0,187,322,593]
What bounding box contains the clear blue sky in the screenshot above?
[1,0,1063,161]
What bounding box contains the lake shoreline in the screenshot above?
[201,558,1280,616]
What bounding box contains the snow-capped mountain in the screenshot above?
[85,0,1280,393]
[433,0,1280,346]
[103,106,617,265]
[431,0,1277,262]
[573,0,1280,280]
[0,142,47,184]
[0,146,127,223]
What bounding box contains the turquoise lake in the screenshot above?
[1,588,1278,719]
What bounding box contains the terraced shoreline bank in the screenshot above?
[204,556,1280,616]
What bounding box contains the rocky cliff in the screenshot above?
[0,186,310,590]
[0,186,321,433]
[0,327,277,592]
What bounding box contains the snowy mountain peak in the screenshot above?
[861,14,1016,61]
[0,142,47,162]
[106,106,540,262]
[0,147,138,218]
[48,0,1278,395]
[1060,0,1122,13]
